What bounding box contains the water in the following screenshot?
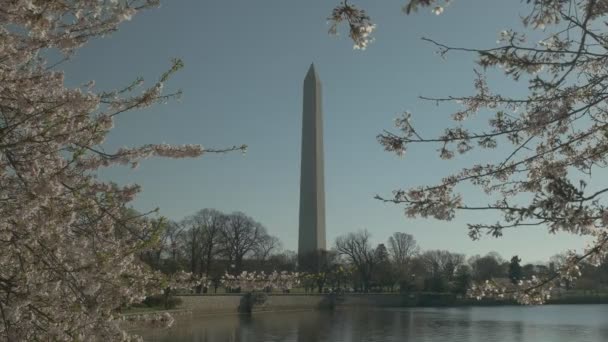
[136,305,608,342]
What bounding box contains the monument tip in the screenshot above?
[305,63,320,82]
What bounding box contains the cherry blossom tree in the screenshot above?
[330,0,608,302]
[0,1,244,340]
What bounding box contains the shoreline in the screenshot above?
[121,292,608,320]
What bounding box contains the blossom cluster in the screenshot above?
[123,312,175,329]
[328,2,376,50]
[402,0,452,15]
[221,271,301,292]
[165,272,211,292]
[468,277,551,305]
[467,252,586,306]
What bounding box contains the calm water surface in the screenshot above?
[136,305,608,342]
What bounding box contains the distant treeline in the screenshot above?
[136,208,608,295]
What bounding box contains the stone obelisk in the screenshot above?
[298,64,326,261]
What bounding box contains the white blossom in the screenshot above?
[376,0,608,303]
[0,0,244,340]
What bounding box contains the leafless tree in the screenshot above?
[220,212,265,272]
[387,232,419,267]
[468,252,506,282]
[136,213,182,270]
[144,218,183,269]
[335,229,377,292]
[420,250,465,281]
[163,220,184,263]
[179,218,205,274]
[254,234,282,267]
[191,209,226,275]
[266,250,298,272]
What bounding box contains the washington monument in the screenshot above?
[298,64,327,261]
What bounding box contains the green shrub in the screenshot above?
[143,294,183,310]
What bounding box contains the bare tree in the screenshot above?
[387,232,419,267]
[374,243,397,291]
[163,220,184,263]
[141,218,183,271]
[254,234,282,267]
[267,250,298,272]
[191,209,226,275]
[220,212,264,272]
[179,218,205,274]
[335,229,377,292]
[468,252,506,282]
[420,250,465,281]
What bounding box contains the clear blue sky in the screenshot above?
[63,0,587,263]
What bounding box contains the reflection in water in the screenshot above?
[135,304,608,342]
[296,309,326,342]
